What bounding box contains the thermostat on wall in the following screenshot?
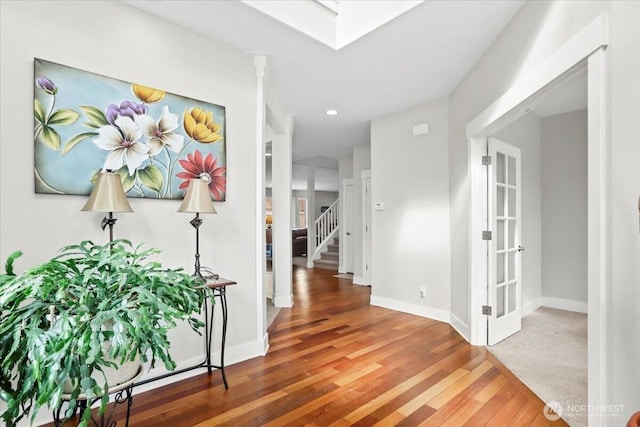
[374,202,384,211]
[412,123,430,136]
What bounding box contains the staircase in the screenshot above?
[313,236,339,271]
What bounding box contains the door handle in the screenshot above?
[517,246,525,252]
[346,232,351,236]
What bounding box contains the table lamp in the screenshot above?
[81,170,133,242]
[178,178,217,280]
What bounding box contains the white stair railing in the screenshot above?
[315,199,339,248]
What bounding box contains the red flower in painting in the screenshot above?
[177,150,226,200]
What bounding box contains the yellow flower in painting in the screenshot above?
[183,107,223,144]
[132,84,166,103]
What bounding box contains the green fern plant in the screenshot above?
[0,240,206,427]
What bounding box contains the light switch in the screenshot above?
[374,202,384,211]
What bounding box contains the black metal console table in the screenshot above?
[134,277,236,389]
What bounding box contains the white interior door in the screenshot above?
[488,138,522,346]
[362,171,372,284]
[342,179,354,273]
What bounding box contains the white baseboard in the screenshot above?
[541,296,588,313]
[338,265,345,273]
[449,312,470,341]
[134,354,211,395]
[370,295,449,323]
[522,297,543,317]
[135,335,267,392]
[353,275,368,286]
[274,294,294,307]
[260,332,270,355]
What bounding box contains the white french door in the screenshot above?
[488,138,523,346]
[362,171,372,285]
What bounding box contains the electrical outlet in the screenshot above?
[420,286,427,299]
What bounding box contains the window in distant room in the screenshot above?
[297,198,307,228]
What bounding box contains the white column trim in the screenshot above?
[586,46,608,421]
[273,117,294,308]
[306,165,316,268]
[254,55,267,351]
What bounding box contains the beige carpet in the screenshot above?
[488,307,587,427]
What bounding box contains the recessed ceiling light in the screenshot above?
[325,109,338,116]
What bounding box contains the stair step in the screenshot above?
[327,244,339,253]
[321,251,339,261]
[313,259,339,271]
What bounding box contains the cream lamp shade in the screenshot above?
[177,179,217,214]
[81,170,132,242]
[81,171,133,213]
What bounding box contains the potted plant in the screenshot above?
[0,239,206,427]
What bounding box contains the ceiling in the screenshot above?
[125,0,526,169]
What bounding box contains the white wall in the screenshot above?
[339,154,354,181]
[351,144,371,283]
[541,110,588,305]
[492,113,542,313]
[449,0,640,418]
[370,99,451,320]
[0,2,260,424]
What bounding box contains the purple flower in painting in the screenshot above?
[106,101,148,126]
[36,77,57,95]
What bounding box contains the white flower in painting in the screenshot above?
[135,106,184,156]
[94,116,149,175]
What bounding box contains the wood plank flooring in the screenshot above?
[44,266,567,426]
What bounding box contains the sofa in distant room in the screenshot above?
[292,228,307,256]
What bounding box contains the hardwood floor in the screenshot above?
[45,266,567,426]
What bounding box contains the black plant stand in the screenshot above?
[53,368,142,427]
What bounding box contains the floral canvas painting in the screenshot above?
[33,58,227,200]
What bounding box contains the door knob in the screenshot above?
[517,246,525,252]
[346,232,351,236]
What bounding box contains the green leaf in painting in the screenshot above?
[34,99,46,123]
[116,167,136,193]
[41,126,61,150]
[137,165,164,193]
[48,109,80,126]
[80,106,109,127]
[62,132,98,155]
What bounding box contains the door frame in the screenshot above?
[467,14,608,410]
